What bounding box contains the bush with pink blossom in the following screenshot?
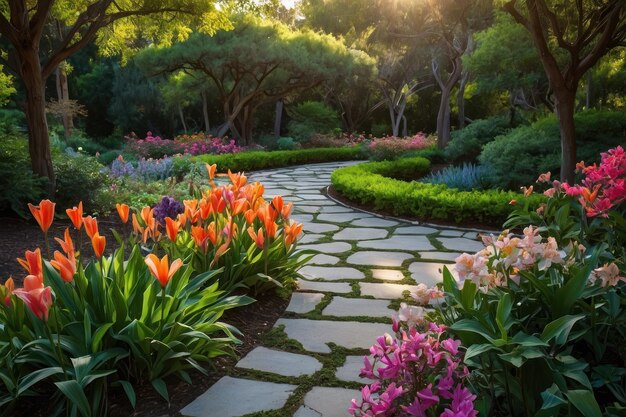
[367,133,435,161]
[350,320,477,417]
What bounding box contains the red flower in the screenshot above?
[28,199,55,233]
[66,202,83,230]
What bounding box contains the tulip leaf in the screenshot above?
[55,380,91,417]
[17,367,64,395]
[151,378,169,402]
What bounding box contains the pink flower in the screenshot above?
[536,171,551,183]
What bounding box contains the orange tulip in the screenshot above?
[232,198,249,216]
[282,202,293,219]
[91,233,106,258]
[66,202,83,230]
[199,199,212,220]
[144,254,183,288]
[28,199,55,233]
[271,196,284,215]
[50,250,76,282]
[54,228,75,259]
[227,170,247,190]
[206,163,217,187]
[132,213,143,235]
[191,226,210,253]
[83,216,99,239]
[244,209,256,225]
[17,249,43,284]
[3,277,14,305]
[116,203,130,223]
[177,212,188,228]
[284,221,303,248]
[165,217,180,242]
[23,274,43,292]
[210,193,226,214]
[14,287,52,321]
[247,227,265,249]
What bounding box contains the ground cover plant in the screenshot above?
[0,165,305,416]
[331,157,543,226]
[352,146,626,416]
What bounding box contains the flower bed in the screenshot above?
[351,146,626,416]
[331,158,543,226]
[0,166,305,415]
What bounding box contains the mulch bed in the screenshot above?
[0,214,289,416]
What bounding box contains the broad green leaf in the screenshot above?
[17,367,64,395]
[151,378,169,402]
[540,314,585,345]
[565,390,602,417]
[55,380,92,417]
[464,343,497,361]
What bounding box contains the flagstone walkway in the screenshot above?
[180,161,489,417]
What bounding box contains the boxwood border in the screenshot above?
[330,158,544,226]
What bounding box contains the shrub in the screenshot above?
[444,115,519,164]
[479,110,626,189]
[195,147,365,173]
[276,136,299,150]
[331,159,543,225]
[421,163,493,191]
[350,320,476,417]
[123,131,185,159]
[0,135,46,216]
[286,101,341,142]
[53,152,111,213]
[109,155,175,182]
[367,133,434,161]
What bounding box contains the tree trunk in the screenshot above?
[177,103,187,133]
[436,88,452,149]
[457,71,469,129]
[201,90,210,132]
[554,90,577,184]
[20,48,55,192]
[274,99,283,138]
[55,62,73,138]
[401,115,408,137]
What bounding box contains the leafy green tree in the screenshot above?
[0,63,15,105]
[137,15,374,145]
[464,12,548,121]
[503,0,626,183]
[0,1,230,189]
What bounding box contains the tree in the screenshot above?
[464,12,548,122]
[136,15,374,145]
[503,0,626,183]
[0,1,229,190]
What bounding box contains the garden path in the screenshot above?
[180,161,486,417]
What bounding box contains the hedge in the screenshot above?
[331,158,544,226]
[194,146,365,172]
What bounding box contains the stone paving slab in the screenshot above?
[408,262,448,286]
[180,376,296,417]
[319,206,355,213]
[317,213,372,223]
[333,227,388,241]
[323,297,394,318]
[299,242,353,254]
[275,318,390,353]
[357,235,434,251]
[372,269,405,281]
[359,282,420,299]
[286,292,325,314]
[346,250,413,267]
[394,225,439,235]
[297,279,353,294]
[336,355,379,384]
[418,251,462,262]
[305,254,341,265]
[299,234,325,244]
[350,217,399,228]
[236,347,322,377]
[436,237,484,253]
[295,387,361,417]
[439,229,465,237]
[303,222,340,233]
[292,214,315,223]
[299,266,365,281]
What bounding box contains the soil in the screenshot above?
[0,215,289,417]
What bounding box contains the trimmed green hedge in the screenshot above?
[331,158,544,226]
[194,146,365,172]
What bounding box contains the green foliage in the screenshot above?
[479,110,626,189]
[195,147,365,172]
[0,109,25,134]
[276,137,299,150]
[0,135,46,216]
[445,115,519,164]
[0,65,16,106]
[287,101,341,142]
[331,159,543,225]
[53,153,111,213]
